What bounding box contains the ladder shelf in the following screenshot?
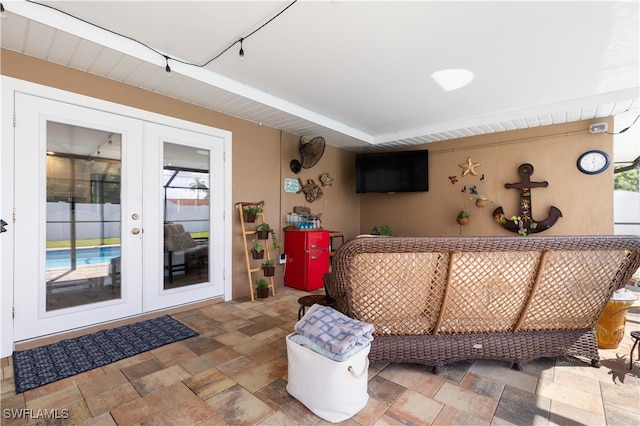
[237,202,276,302]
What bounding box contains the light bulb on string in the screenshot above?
[164,55,172,77]
[239,38,245,61]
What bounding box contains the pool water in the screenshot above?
[46,246,121,269]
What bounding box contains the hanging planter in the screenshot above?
[254,278,269,298]
[457,208,471,225]
[242,201,264,224]
[263,267,275,277]
[250,240,264,259]
[473,195,495,208]
[262,260,275,277]
[256,223,272,240]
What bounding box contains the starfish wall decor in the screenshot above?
[459,157,480,176]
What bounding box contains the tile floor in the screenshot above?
[1,286,639,425]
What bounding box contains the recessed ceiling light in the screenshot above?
[431,68,474,92]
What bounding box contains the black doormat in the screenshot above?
[12,315,198,394]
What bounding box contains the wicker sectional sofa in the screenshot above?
[326,235,640,372]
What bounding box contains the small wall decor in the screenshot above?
[473,195,495,208]
[319,172,334,187]
[459,157,481,176]
[297,178,323,202]
[457,208,471,225]
[284,178,300,193]
[492,163,562,236]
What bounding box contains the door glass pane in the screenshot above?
[163,143,210,289]
[46,122,122,311]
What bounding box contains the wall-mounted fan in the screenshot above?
[290,136,325,174]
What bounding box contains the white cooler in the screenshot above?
[286,333,370,423]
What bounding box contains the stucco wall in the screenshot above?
[360,119,614,236]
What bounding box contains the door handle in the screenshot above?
[131,227,141,235]
[0,219,7,233]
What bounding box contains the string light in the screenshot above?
[23,0,298,74]
[164,55,172,77]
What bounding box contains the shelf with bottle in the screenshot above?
[286,212,322,229]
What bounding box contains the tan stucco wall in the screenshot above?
[2,49,614,300]
[1,49,359,299]
[360,119,614,236]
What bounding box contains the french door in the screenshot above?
[13,94,224,341]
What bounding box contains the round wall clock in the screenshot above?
[577,150,610,174]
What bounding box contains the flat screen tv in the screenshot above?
[356,150,428,193]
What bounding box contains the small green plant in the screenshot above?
[254,278,269,289]
[251,239,263,252]
[270,232,281,250]
[256,223,272,232]
[379,225,393,236]
[255,223,281,249]
[457,208,471,219]
[243,201,264,215]
[261,259,274,268]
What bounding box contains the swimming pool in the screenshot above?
[46,246,121,269]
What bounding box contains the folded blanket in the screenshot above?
[294,304,374,356]
[288,333,369,362]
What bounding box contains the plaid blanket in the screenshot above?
[294,304,374,356]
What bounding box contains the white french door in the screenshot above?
[142,123,224,311]
[13,94,225,341]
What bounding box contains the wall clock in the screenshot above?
[577,150,610,174]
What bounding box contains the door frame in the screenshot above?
[0,76,233,357]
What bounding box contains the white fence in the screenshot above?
[46,202,209,241]
[614,190,640,235]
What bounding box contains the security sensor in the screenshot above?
[279,254,287,264]
[588,123,608,134]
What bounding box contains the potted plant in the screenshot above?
[256,223,272,240]
[254,278,269,298]
[473,195,495,208]
[261,259,275,277]
[457,208,471,225]
[379,225,393,236]
[242,201,264,223]
[251,239,264,259]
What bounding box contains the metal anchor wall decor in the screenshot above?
[492,163,562,235]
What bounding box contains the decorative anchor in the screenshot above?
[492,163,562,235]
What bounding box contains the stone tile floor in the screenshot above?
[1,286,639,425]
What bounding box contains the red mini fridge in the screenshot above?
[284,229,330,291]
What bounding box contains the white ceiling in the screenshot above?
[2,0,639,161]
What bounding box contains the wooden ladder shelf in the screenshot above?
[237,202,276,302]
